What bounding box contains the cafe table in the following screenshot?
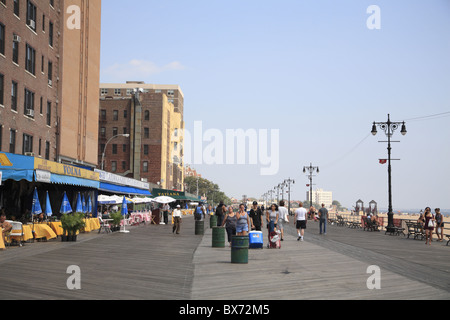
[48,221,64,236]
[32,223,57,240]
[0,228,5,250]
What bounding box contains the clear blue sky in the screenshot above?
[100,0,450,211]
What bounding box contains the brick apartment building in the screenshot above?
[0,0,101,168]
[99,82,185,190]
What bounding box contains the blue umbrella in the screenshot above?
[31,188,43,216]
[60,192,73,214]
[82,194,87,213]
[45,191,53,217]
[121,196,128,216]
[75,192,83,213]
[87,195,93,214]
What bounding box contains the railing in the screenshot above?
[328,213,450,240]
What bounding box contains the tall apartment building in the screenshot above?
[307,188,333,208]
[99,81,185,190]
[0,0,101,168]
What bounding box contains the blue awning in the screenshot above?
[50,173,100,189]
[99,182,151,196]
[1,169,34,182]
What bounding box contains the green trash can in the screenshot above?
[231,236,249,264]
[210,215,218,228]
[195,220,204,235]
[212,227,225,248]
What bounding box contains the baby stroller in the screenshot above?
[267,221,281,249]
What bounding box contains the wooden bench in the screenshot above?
[385,226,405,236]
[362,217,380,232]
[406,222,425,240]
[337,215,347,227]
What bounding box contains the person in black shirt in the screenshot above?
[249,201,263,231]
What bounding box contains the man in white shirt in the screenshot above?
[278,201,289,241]
[172,205,182,235]
[294,202,307,242]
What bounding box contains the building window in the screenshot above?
[121,161,126,170]
[167,90,175,96]
[144,128,149,139]
[122,144,127,153]
[112,144,117,155]
[143,145,149,155]
[100,88,108,95]
[123,110,127,118]
[12,35,19,64]
[111,161,117,173]
[24,88,35,116]
[46,101,51,126]
[100,127,106,137]
[123,127,127,135]
[45,141,50,160]
[9,129,16,153]
[114,89,121,95]
[14,0,20,17]
[48,61,53,84]
[0,23,4,56]
[25,44,36,75]
[143,161,148,173]
[26,1,37,31]
[144,110,150,121]
[49,21,54,47]
[11,81,18,111]
[112,127,118,136]
[0,73,3,106]
[100,109,106,120]
[113,110,118,121]
[22,133,33,155]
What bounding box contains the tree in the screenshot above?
[184,176,231,206]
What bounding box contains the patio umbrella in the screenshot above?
[60,192,73,214]
[82,194,87,214]
[120,195,130,234]
[98,195,115,205]
[45,191,53,217]
[75,192,83,213]
[31,188,43,216]
[87,195,92,214]
[152,196,176,204]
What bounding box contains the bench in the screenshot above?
[348,221,361,229]
[406,222,425,240]
[336,215,348,227]
[362,217,380,232]
[385,226,405,236]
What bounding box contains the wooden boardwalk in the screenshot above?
[0,216,449,300]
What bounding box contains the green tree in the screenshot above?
[184,176,231,206]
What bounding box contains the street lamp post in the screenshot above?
[284,178,295,216]
[101,134,130,171]
[303,163,319,210]
[371,114,407,231]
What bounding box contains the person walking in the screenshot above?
[222,206,237,246]
[172,205,182,234]
[236,204,251,236]
[423,207,435,245]
[249,201,264,231]
[435,208,444,242]
[194,203,205,221]
[215,201,226,227]
[162,203,170,225]
[266,204,279,233]
[278,201,289,241]
[319,203,329,235]
[294,202,308,242]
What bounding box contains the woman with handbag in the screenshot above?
[435,208,444,242]
[423,207,435,246]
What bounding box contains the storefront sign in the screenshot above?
[35,170,51,183]
[95,170,149,190]
[35,158,99,181]
[152,188,185,197]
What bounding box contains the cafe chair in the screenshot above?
[7,221,25,247]
[98,217,111,234]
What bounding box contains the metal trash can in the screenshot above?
[212,227,225,248]
[231,235,249,264]
[195,220,204,235]
[210,215,218,229]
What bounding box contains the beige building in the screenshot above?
[58,0,102,168]
[307,189,333,208]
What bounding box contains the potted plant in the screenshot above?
[69,213,86,242]
[60,214,74,242]
[110,212,122,232]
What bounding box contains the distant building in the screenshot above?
[99,81,184,190]
[307,189,333,208]
[185,165,201,178]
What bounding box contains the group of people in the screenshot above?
[418,208,445,245]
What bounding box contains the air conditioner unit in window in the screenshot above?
[48,79,53,86]
[25,152,35,157]
[29,20,36,29]
[13,35,21,43]
[25,109,35,117]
